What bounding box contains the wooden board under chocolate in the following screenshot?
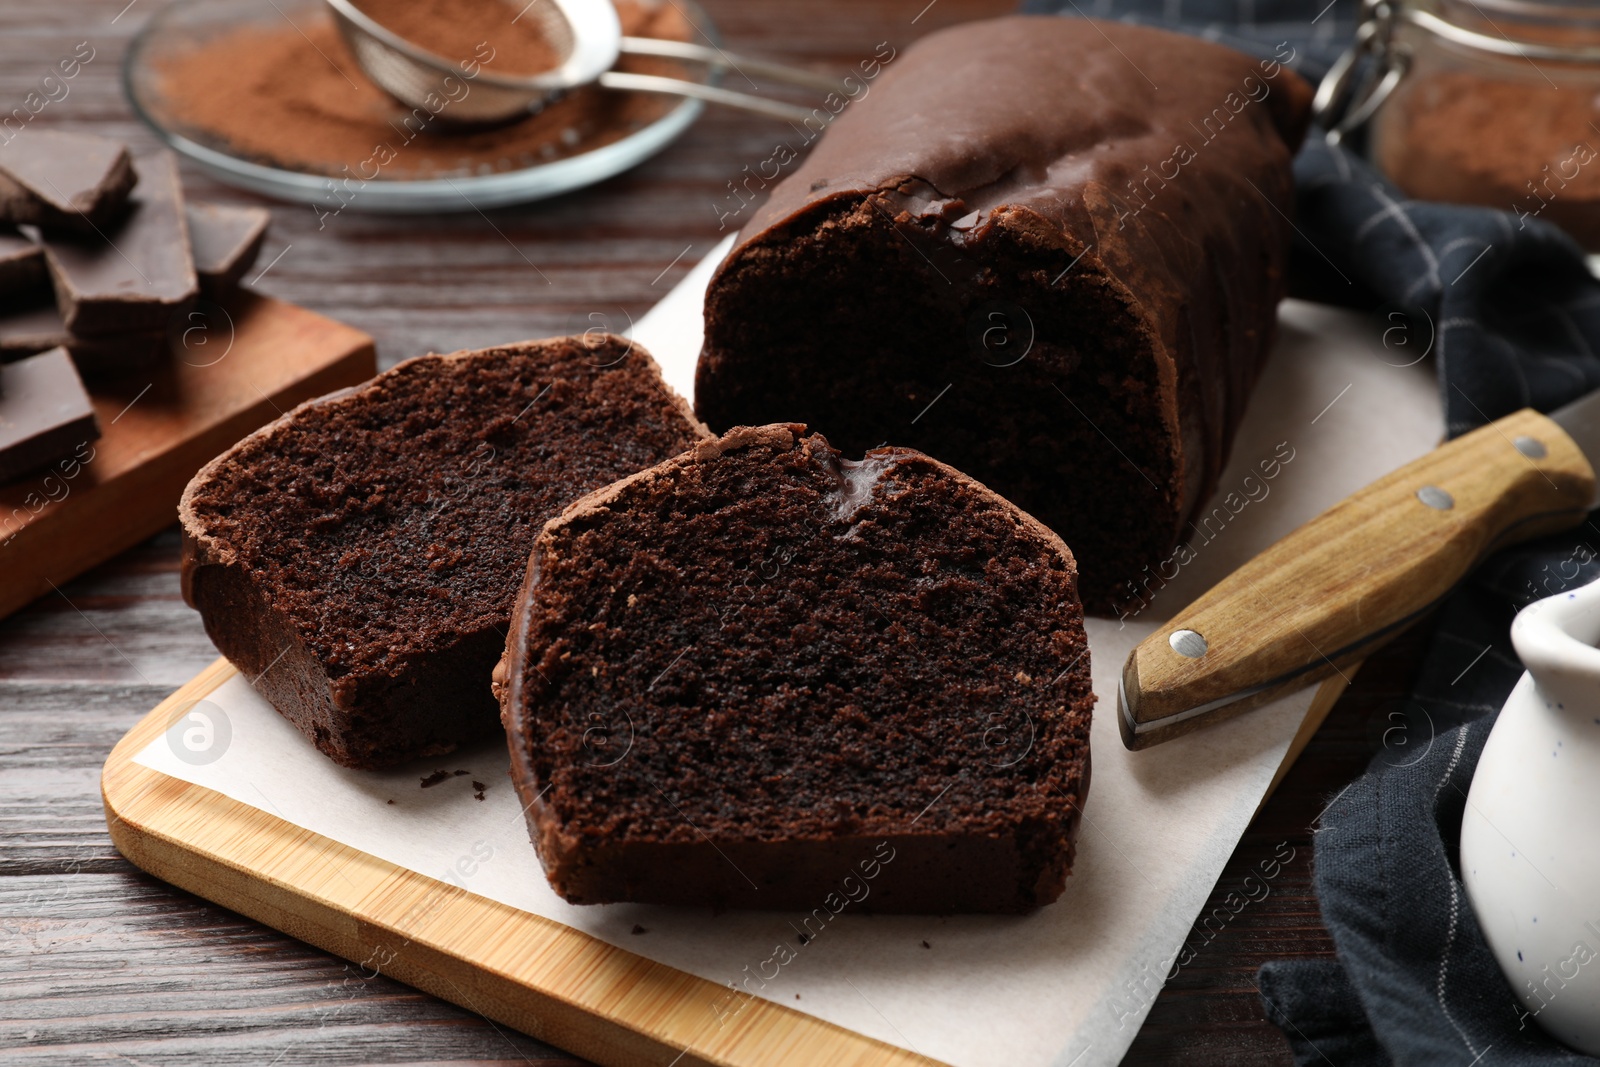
[40,152,197,336]
[0,291,375,622]
[0,346,99,482]
[0,128,135,232]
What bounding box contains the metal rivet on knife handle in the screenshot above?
[1514,435,1547,459]
[1169,629,1208,658]
[1416,485,1454,510]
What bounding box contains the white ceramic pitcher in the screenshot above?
[1462,576,1600,1053]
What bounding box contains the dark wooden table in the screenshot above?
[0,1,1411,1063]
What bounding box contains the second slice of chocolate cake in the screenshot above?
[180,335,704,769]
[497,424,1094,913]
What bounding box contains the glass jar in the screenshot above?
[1319,0,1600,250]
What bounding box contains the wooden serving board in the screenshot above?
[0,291,375,621]
[102,660,1350,1067]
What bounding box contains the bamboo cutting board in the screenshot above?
[104,663,939,1067]
[101,659,1349,1067]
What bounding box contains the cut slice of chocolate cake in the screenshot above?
[180,335,705,769]
[695,16,1313,614]
[496,424,1094,913]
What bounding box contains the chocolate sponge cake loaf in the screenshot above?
[180,335,704,769]
[696,17,1313,612]
[497,424,1094,913]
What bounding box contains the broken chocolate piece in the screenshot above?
[41,152,197,337]
[0,301,64,361]
[0,299,166,375]
[0,346,100,483]
[0,129,136,233]
[187,202,269,300]
[0,227,45,298]
[66,329,167,378]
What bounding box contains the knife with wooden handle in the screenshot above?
[1119,402,1600,750]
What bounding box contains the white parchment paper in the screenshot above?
[136,239,1441,1067]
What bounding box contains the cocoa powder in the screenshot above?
[353,0,562,74]
[1376,71,1600,250]
[152,0,690,180]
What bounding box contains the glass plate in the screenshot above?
[123,0,710,213]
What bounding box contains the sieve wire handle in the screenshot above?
[597,70,834,124]
[618,37,848,94]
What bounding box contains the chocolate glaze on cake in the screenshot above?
[695,17,1312,612]
[181,335,704,769]
[496,424,1094,913]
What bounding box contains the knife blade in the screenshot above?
[1118,399,1600,750]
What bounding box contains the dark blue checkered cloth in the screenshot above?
[1016,1,1600,1063]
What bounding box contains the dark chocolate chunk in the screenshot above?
[65,329,167,378]
[0,129,136,233]
[41,152,197,337]
[187,202,269,300]
[0,227,46,298]
[0,346,100,483]
[0,300,65,361]
[0,299,166,375]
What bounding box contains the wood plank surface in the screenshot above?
[0,1,1423,1064]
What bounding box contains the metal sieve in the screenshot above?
[324,0,846,125]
